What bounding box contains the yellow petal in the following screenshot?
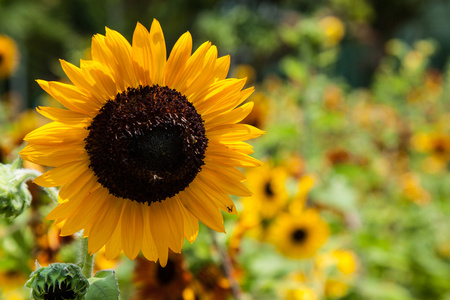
[88,195,124,254]
[121,201,144,260]
[213,55,230,82]
[205,144,262,168]
[192,78,246,113]
[201,167,252,197]
[20,142,85,167]
[181,45,217,99]
[105,27,137,89]
[80,59,118,100]
[34,160,89,187]
[203,101,254,127]
[132,22,152,86]
[149,201,170,267]
[105,220,122,260]
[207,123,264,142]
[59,59,105,104]
[36,80,98,116]
[141,205,158,262]
[46,181,99,221]
[163,197,184,253]
[179,198,199,243]
[148,19,166,85]
[195,173,239,215]
[202,86,254,117]
[36,106,91,124]
[24,121,88,145]
[175,41,211,95]
[60,186,110,236]
[164,31,192,88]
[179,184,225,233]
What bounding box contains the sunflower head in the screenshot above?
[242,163,289,219]
[132,252,190,300]
[20,19,263,266]
[268,209,329,259]
[25,263,89,300]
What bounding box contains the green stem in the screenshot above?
[209,228,242,300]
[80,237,95,278]
[41,186,59,203]
[14,168,59,202]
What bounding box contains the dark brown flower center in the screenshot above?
[85,85,208,204]
[264,180,274,198]
[291,228,308,243]
[156,259,176,285]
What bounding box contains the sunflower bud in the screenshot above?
[0,158,33,220]
[25,263,89,300]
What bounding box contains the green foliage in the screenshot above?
[0,157,32,220]
[86,270,120,300]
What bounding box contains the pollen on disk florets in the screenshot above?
[84,85,208,204]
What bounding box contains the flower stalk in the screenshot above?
[80,237,95,278]
[209,228,242,300]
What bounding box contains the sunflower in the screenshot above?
[268,209,329,259]
[132,252,190,300]
[242,162,289,219]
[20,20,263,266]
[411,131,450,172]
[315,249,359,298]
[0,34,19,79]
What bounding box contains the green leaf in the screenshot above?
[85,270,120,300]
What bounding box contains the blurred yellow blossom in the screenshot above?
[268,209,329,259]
[0,35,19,79]
[233,64,256,85]
[285,286,318,300]
[323,84,345,111]
[316,249,359,298]
[318,16,345,47]
[242,162,289,219]
[404,50,424,71]
[400,172,431,205]
[412,132,450,172]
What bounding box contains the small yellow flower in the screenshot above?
[324,279,350,298]
[316,249,359,298]
[412,132,450,172]
[318,16,345,47]
[233,64,256,85]
[242,162,289,219]
[268,209,329,259]
[400,172,431,205]
[0,35,19,79]
[285,286,318,300]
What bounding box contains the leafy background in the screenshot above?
[1,0,450,299]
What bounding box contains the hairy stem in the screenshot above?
[80,237,94,278]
